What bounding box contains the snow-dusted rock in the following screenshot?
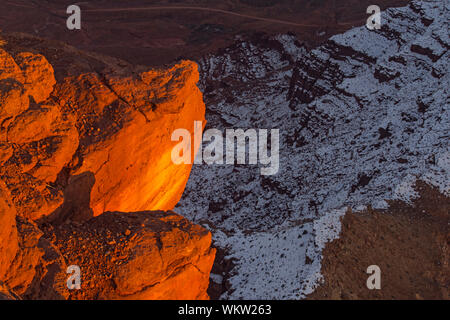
[177,0,449,299]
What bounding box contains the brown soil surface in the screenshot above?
[309,181,449,300]
[0,34,214,300]
[0,0,409,66]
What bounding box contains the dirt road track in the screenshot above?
[4,1,356,28]
[84,6,358,28]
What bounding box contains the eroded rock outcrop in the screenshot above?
[177,0,449,299]
[0,37,214,300]
[0,181,64,298]
[56,60,205,217]
[43,211,215,300]
[309,182,449,300]
[0,47,77,220]
[0,181,19,282]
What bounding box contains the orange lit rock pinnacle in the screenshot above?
[60,60,206,216]
[0,181,19,282]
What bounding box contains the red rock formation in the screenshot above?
[56,60,205,216]
[0,47,76,220]
[0,181,19,282]
[0,281,20,300]
[0,43,204,221]
[0,180,67,298]
[0,35,214,300]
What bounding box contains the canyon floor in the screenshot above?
[0,0,449,300]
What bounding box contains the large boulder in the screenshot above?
[57,60,205,216]
[48,211,215,300]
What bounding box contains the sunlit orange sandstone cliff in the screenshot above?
[0,37,215,300]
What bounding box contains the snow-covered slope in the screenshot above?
[177,0,449,299]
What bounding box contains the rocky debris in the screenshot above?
[0,37,214,299]
[42,211,215,300]
[177,0,449,299]
[206,246,235,300]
